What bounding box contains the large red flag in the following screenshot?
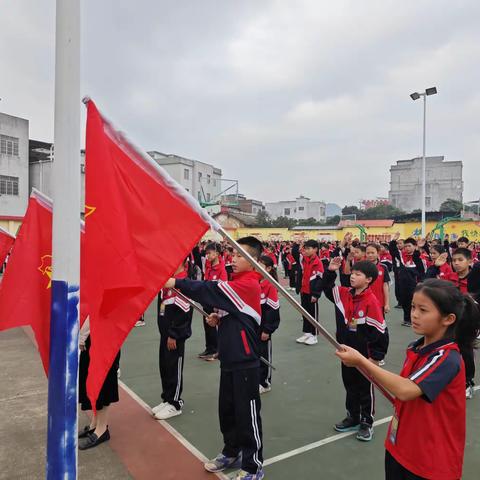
[84,99,215,409]
[0,191,53,374]
[0,225,15,266]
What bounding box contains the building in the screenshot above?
[389,156,463,212]
[0,112,30,233]
[29,140,86,212]
[265,195,326,223]
[221,193,265,215]
[213,206,258,230]
[148,151,222,207]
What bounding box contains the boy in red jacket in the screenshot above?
[296,239,324,346]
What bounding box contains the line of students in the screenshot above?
[149,234,479,480]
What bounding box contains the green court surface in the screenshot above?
[120,287,480,479]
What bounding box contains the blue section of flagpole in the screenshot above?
[47,280,80,479]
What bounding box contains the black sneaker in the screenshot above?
[198,349,213,359]
[334,416,360,432]
[401,321,412,327]
[356,423,373,442]
[394,304,403,309]
[78,425,95,439]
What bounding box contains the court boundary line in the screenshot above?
[119,380,229,480]
[263,416,393,467]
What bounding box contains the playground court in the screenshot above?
[119,288,480,479]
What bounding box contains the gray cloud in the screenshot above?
[1,0,479,206]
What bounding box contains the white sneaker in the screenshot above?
[259,385,271,394]
[296,333,310,344]
[154,403,182,420]
[152,402,168,414]
[304,335,318,346]
[378,359,386,367]
[466,385,474,399]
[135,320,145,327]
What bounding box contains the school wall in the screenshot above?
[230,221,480,242]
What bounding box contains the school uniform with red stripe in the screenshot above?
[385,338,465,480]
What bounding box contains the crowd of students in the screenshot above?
[79,232,480,480]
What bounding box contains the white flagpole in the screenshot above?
[46,1,81,478]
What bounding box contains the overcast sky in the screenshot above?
[1,0,479,206]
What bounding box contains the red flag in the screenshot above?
[0,191,53,374]
[0,225,15,266]
[84,99,214,409]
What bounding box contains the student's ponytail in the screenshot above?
[455,294,480,352]
[415,279,480,351]
[260,255,279,282]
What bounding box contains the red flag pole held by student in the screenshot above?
[218,228,395,405]
[0,225,15,266]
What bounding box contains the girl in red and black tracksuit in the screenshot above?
[324,259,388,439]
[168,237,265,478]
[258,256,281,391]
[156,267,194,417]
[299,240,324,340]
[336,278,480,480]
[389,236,426,326]
[285,247,297,289]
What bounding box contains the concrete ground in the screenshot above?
[1,283,480,479]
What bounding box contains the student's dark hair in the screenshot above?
[205,242,222,254]
[366,243,380,252]
[415,279,480,351]
[458,236,469,244]
[260,255,278,281]
[351,260,378,284]
[354,244,367,253]
[237,236,263,260]
[453,247,471,260]
[304,239,319,250]
[431,244,445,255]
[381,242,389,249]
[404,237,417,246]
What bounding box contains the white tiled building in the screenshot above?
[265,195,327,223]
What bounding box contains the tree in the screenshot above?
[271,216,298,228]
[297,217,322,226]
[341,205,361,217]
[361,204,406,220]
[440,198,463,213]
[324,215,340,226]
[255,210,272,227]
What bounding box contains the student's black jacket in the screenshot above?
[157,297,194,341]
[388,240,425,291]
[175,277,261,371]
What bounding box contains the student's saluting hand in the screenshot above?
[328,257,342,271]
[435,253,448,266]
[335,345,365,367]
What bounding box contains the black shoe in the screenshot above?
[78,429,110,450]
[334,416,360,432]
[78,425,95,439]
[198,349,213,358]
[356,423,373,442]
[401,321,412,327]
[394,304,403,309]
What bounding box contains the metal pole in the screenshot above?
[46,1,81,479]
[421,94,427,237]
[217,227,395,404]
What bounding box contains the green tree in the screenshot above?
[341,205,361,217]
[440,198,464,212]
[255,210,272,227]
[324,215,340,225]
[271,216,298,228]
[361,204,406,219]
[297,217,322,226]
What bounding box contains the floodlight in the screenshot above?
[410,92,420,101]
[426,87,437,96]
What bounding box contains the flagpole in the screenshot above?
[47,1,81,479]
[217,227,394,404]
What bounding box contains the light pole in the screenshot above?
[410,87,437,237]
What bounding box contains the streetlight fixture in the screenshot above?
[410,86,438,237]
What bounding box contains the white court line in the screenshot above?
[263,416,393,467]
[473,385,480,392]
[119,380,229,480]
